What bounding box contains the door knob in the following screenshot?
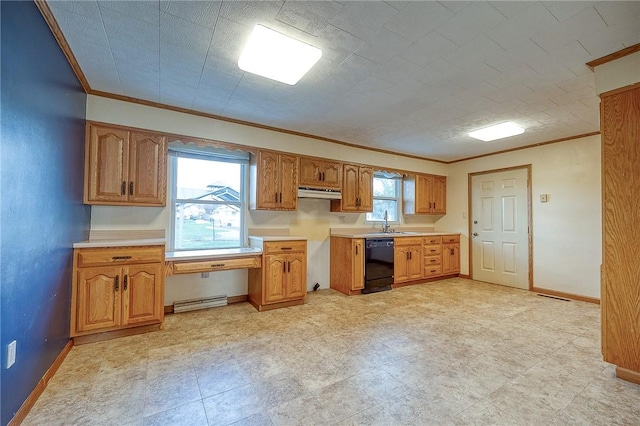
[473,220,478,224]
[472,232,478,237]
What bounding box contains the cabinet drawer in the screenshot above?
[442,235,460,243]
[172,256,261,274]
[77,246,164,267]
[264,241,306,254]
[424,265,442,277]
[423,236,442,245]
[394,237,423,246]
[424,255,441,266]
[423,245,442,256]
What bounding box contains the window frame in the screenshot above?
[365,175,402,223]
[168,154,247,251]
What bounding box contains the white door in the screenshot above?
[471,168,529,289]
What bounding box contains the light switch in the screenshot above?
[540,194,549,203]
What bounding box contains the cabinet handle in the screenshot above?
[288,261,291,273]
[121,181,126,196]
[431,259,437,263]
[410,251,412,260]
[211,263,225,268]
[275,192,279,203]
[322,172,325,181]
[115,275,119,291]
[450,249,455,255]
[281,247,292,251]
[123,275,128,291]
[283,261,286,273]
[112,256,132,261]
[430,249,436,253]
[129,181,134,196]
[355,245,358,255]
[279,192,282,203]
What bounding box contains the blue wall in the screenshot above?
[1,1,90,424]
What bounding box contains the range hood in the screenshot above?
[297,187,342,200]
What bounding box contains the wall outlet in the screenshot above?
[201,272,210,278]
[540,194,549,203]
[7,340,16,369]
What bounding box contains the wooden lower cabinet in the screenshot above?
[330,234,461,293]
[442,242,461,275]
[394,238,423,283]
[71,246,165,342]
[330,237,364,295]
[249,240,307,311]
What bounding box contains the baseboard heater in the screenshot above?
[173,295,228,313]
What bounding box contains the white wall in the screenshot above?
[437,134,602,299]
[86,96,444,304]
[86,96,602,302]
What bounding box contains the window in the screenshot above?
[170,145,248,250]
[366,172,401,222]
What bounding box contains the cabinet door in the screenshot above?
[86,125,129,203]
[256,151,280,209]
[286,253,306,299]
[299,157,322,187]
[76,266,121,333]
[432,176,446,214]
[264,254,287,303]
[442,243,460,274]
[122,264,163,325]
[358,166,374,211]
[279,154,298,210]
[394,247,410,283]
[352,239,364,290]
[321,161,342,189]
[128,131,166,205]
[407,245,423,280]
[341,164,360,211]
[416,174,432,214]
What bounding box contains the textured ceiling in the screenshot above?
[48,1,640,162]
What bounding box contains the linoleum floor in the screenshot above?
[24,278,640,425]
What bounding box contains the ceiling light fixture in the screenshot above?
[469,122,525,142]
[238,25,322,85]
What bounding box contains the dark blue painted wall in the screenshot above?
[1,2,90,424]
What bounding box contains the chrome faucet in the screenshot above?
[381,210,392,233]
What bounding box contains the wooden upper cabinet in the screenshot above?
[432,175,446,215]
[85,123,167,206]
[299,156,342,189]
[86,126,129,203]
[128,132,166,205]
[251,150,298,210]
[330,164,373,212]
[403,173,446,215]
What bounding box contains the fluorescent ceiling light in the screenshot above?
[469,122,524,142]
[238,25,322,85]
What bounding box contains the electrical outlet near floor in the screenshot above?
[7,340,16,369]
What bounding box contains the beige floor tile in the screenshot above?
[143,400,208,426]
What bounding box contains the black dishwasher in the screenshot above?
[363,238,394,294]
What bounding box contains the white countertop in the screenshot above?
[73,238,166,248]
[166,247,262,262]
[330,232,460,238]
[248,236,307,242]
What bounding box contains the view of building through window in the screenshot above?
[366,175,400,222]
[172,156,244,249]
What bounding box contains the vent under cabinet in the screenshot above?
[174,295,228,313]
